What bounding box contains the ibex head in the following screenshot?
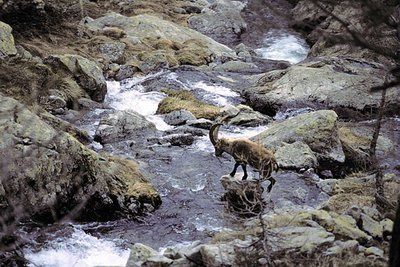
[209,123,230,157]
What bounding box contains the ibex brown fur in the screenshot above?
[209,123,279,192]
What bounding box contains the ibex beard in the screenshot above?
[209,123,279,193]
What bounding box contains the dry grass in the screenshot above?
[157,89,220,120]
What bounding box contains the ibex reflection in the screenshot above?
[209,123,278,192]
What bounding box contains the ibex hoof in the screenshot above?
[242,177,248,181]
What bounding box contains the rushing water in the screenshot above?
[255,30,309,64]
[24,30,311,267]
[24,226,130,267]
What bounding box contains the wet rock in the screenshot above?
[157,133,195,147]
[45,54,107,102]
[219,104,240,118]
[165,125,206,137]
[253,110,345,171]
[275,141,318,170]
[163,109,196,126]
[127,243,172,267]
[0,95,160,222]
[115,64,140,81]
[186,118,213,130]
[226,104,272,127]
[187,0,247,45]
[94,110,156,144]
[76,97,104,110]
[0,21,17,59]
[97,41,126,64]
[245,58,400,118]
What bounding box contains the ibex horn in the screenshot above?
[209,123,222,146]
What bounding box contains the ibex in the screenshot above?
[209,123,279,192]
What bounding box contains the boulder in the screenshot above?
[163,109,196,126]
[268,226,335,253]
[45,54,107,102]
[360,213,383,239]
[0,21,17,59]
[314,211,371,243]
[225,105,272,127]
[188,0,247,45]
[126,243,173,267]
[84,12,237,71]
[97,41,126,64]
[0,95,161,222]
[245,58,400,118]
[317,179,339,195]
[200,243,236,267]
[156,133,195,147]
[94,110,156,144]
[275,141,318,170]
[253,110,345,170]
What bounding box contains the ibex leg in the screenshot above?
[241,164,248,180]
[230,162,240,177]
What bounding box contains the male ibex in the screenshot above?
[209,123,279,192]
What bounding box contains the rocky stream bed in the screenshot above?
[1,0,400,266]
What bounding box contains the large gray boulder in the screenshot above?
[275,141,319,170]
[94,110,156,144]
[45,54,107,102]
[97,41,126,64]
[0,95,161,222]
[245,58,400,118]
[253,110,345,168]
[0,21,17,59]
[188,0,247,45]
